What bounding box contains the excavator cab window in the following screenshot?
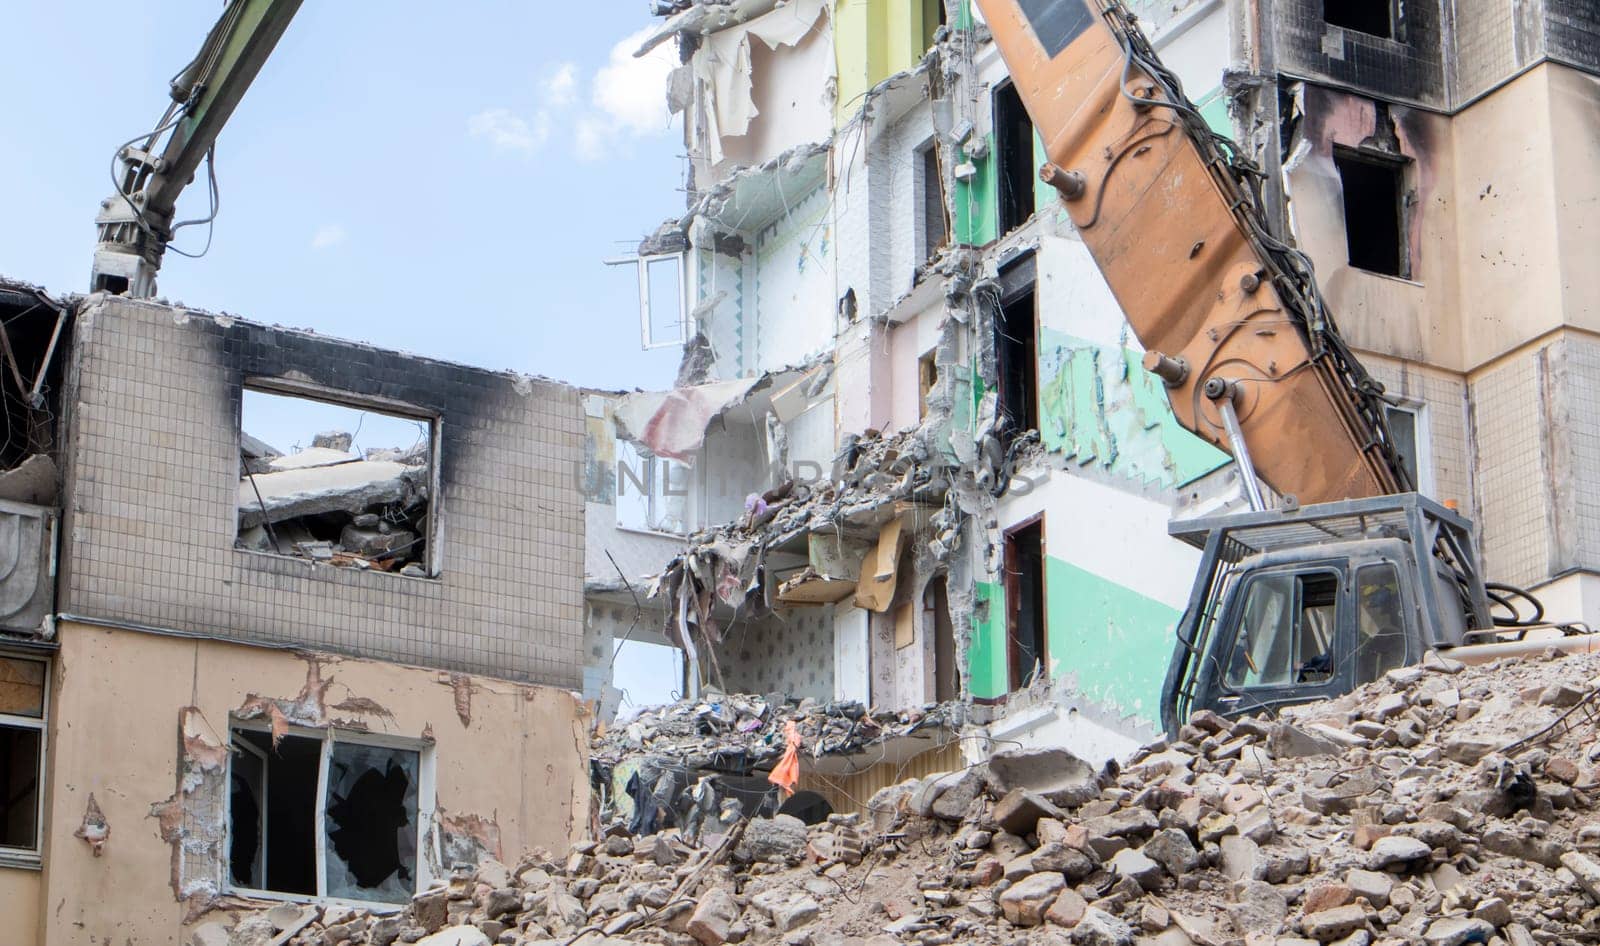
[1354,563,1408,681]
[1224,571,1340,690]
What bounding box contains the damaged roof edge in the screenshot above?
[636,0,783,56]
[73,291,576,397]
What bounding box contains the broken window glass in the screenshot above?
[237,387,436,577]
[324,741,420,903]
[228,726,424,903]
[0,655,46,854]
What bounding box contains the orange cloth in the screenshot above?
[767,720,802,798]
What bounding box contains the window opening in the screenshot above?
[1355,563,1407,682]
[1382,402,1430,494]
[995,286,1038,437]
[615,440,689,534]
[238,387,436,576]
[1005,518,1047,691]
[918,350,939,422]
[608,253,689,351]
[1334,150,1407,277]
[926,575,957,702]
[228,726,422,903]
[916,140,948,267]
[1323,0,1392,39]
[994,82,1037,236]
[1225,571,1340,689]
[0,655,46,858]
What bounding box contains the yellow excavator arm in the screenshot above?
[974,0,1408,506]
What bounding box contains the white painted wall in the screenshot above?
[753,186,836,373]
[833,603,871,703]
[995,467,1201,613]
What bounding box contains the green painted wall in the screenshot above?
[966,557,1182,723]
[955,136,997,246]
[1044,557,1181,724]
[968,580,1010,700]
[1036,326,1227,488]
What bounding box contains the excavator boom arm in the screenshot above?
[973,0,1408,505]
[91,0,302,296]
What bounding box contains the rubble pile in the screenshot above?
[594,693,962,771]
[237,429,431,574]
[205,650,1600,946]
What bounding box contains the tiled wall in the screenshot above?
[1271,0,1449,109]
[60,298,586,687]
[1468,346,1552,589]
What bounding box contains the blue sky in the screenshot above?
[0,1,684,393]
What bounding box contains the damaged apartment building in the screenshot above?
[0,282,591,945]
[584,0,1600,796]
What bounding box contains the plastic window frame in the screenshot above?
[223,719,435,910]
[0,652,48,870]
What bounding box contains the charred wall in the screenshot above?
[1270,0,1449,109]
[58,296,585,686]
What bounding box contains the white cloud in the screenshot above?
[468,107,545,154]
[310,224,346,250]
[468,28,673,163]
[575,26,676,161]
[543,62,579,108]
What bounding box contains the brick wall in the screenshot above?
[59,297,586,687]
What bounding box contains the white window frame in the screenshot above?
[614,439,689,536]
[1383,399,1434,498]
[0,651,48,870]
[224,720,436,910]
[607,252,690,350]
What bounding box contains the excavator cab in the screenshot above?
[1159,494,1491,736]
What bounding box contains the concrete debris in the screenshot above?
[649,425,957,659]
[592,690,962,836]
[219,651,1600,945]
[0,453,58,505]
[237,438,429,572]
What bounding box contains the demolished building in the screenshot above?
[0,285,591,945]
[584,0,1600,775]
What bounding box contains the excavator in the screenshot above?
[971,0,1598,736]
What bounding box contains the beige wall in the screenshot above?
[14,622,587,946]
[0,869,40,945]
[1450,67,1568,370]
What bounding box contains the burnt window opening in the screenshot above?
[994,283,1039,439]
[238,386,437,577]
[916,140,948,268]
[1004,518,1047,691]
[0,655,47,858]
[1334,149,1408,278]
[1323,0,1393,39]
[229,726,422,903]
[994,82,1037,236]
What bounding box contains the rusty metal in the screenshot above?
[974,0,1408,504]
[1141,350,1188,387]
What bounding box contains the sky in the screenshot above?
[0,1,686,394]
